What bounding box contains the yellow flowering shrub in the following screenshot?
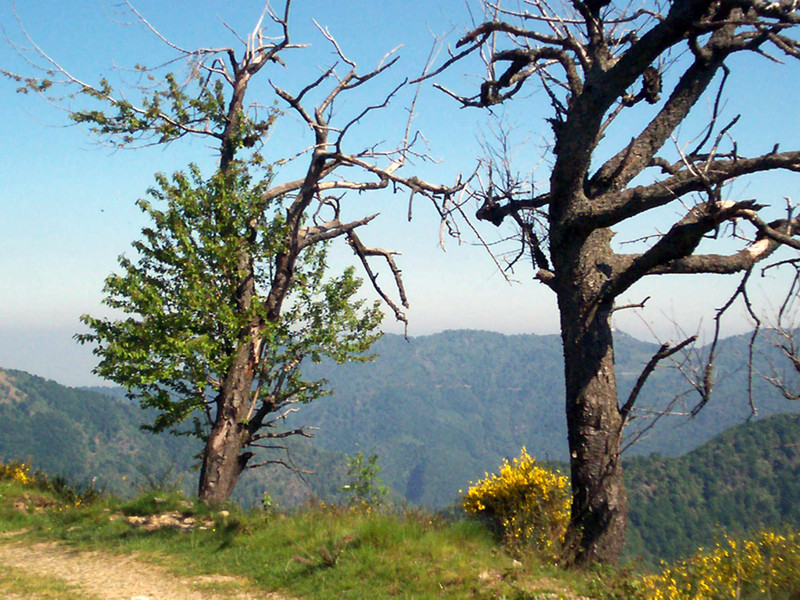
[0,459,99,507]
[462,447,571,557]
[638,530,800,599]
[0,460,35,487]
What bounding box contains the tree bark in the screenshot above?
[554,227,628,565]
[197,331,259,505]
[198,414,250,505]
[561,308,627,564]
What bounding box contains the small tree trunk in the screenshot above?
[198,340,258,505]
[198,414,250,505]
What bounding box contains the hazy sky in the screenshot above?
[2,1,800,386]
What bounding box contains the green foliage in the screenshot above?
[0,460,35,487]
[63,66,275,151]
[4,337,800,563]
[40,36,388,504]
[625,413,800,565]
[120,489,194,517]
[261,491,277,519]
[461,447,571,558]
[0,459,101,507]
[77,160,382,443]
[342,448,390,509]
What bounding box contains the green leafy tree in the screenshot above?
[342,448,391,509]
[11,1,457,504]
[79,161,383,499]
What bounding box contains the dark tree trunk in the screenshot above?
[560,308,627,564]
[554,227,628,565]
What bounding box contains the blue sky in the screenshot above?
[2,1,800,385]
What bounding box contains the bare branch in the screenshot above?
[298,214,378,249]
[606,199,767,298]
[347,230,409,330]
[620,334,698,420]
[587,150,800,228]
[612,296,651,312]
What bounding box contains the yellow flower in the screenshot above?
[637,529,800,599]
[461,447,570,559]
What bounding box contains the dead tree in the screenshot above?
[423,0,800,564]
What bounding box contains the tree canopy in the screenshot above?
[78,161,383,448]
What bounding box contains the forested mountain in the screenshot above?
[0,368,195,494]
[0,368,346,507]
[295,329,800,506]
[1,328,798,510]
[2,328,800,563]
[625,413,800,564]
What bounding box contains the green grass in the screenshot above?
[5,462,800,599]
[0,478,614,599]
[0,563,101,600]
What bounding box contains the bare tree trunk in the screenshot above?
[555,228,628,565]
[198,340,257,505]
[561,309,627,564]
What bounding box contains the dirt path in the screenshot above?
[0,531,291,600]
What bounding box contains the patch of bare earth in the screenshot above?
[0,370,27,404]
[0,531,293,600]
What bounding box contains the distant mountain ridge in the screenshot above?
[2,327,800,563]
[2,328,799,507]
[294,329,800,506]
[0,367,344,507]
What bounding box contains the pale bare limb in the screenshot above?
[620,334,698,421]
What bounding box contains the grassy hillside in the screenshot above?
[3,460,800,600]
[0,470,608,600]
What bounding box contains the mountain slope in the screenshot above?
[295,329,800,506]
[625,412,800,564]
[0,368,196,494]
[3,330,800,565]
[2,328,798,508]
[0,368,345,507]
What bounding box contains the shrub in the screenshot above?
[342,449,390,510]
[637,530,800,599]
[461,447,571,557]
[0,460,35,486]
[0,459,101,506]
